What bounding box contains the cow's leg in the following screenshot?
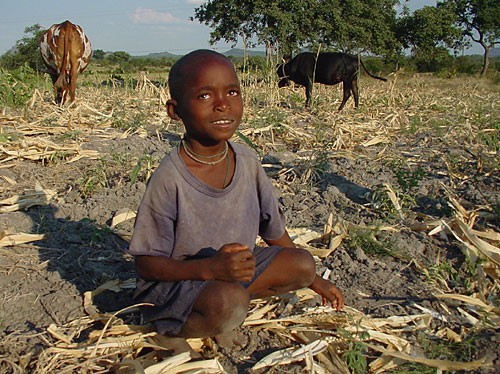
[351,78,359,109]
[52,72,64,104]
[338,81,352,111]
[59,77,69,105]
[49,72,61,104]
[305,83,312,107]
[69,65,79,103]
[49,72,58,85]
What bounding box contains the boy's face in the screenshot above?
[167,56,243,144]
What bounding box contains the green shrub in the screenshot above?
[362,58,387,75]
[411,47,454,73]
[0,64,40,107]
[455,56,482,75]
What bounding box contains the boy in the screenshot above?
[128,49,344,352]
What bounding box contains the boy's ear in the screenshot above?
[166,99,180,120]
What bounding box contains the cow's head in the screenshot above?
[276,63,290,88]
[53,73,71,105]
[55,87,70,105]
[55,88,64,104]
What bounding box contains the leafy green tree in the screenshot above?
[105,51,131,64]
[450,0,500,75]
[92,49,106,60]
[398,3,461,50]
[412,46,455,72]
[0,24,46,70]
[317,0,400,56]
[397,3,462,72]
[193,0,321,58]
[192,0,400,59]
[258,0,321,58]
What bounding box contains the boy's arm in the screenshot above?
[135,255,214,282]
[135,243,256,283]
[264,230,345,310]
[264,229,296,248]
[309,276,345,311]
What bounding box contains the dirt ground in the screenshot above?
[0,74,498,373]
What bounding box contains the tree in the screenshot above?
[317,0,400,56]
[93,49,106,60]
[397,3,463,71]
[192,0,400,59]
[257,0,321,58]
[0,24,46,70]
[105,51,131,64]
[193,0,321,58]
[450,0,500,75]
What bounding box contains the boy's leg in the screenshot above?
[152,280,249,355]
[178,280,250,344]
[247,247,316,299]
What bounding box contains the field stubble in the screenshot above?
[0,71,498,373]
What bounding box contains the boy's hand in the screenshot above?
[309,275,345,311]
[210,243,255,282]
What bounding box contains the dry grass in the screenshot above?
[0,70,499,373]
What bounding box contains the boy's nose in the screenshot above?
[214,95,229,111]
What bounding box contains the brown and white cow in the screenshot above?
[40,20,92,105]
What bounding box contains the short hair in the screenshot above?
[168,49,233,100]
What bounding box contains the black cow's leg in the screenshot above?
[338,81,351,111]
[351,78,359,109]
[305,84,312,107]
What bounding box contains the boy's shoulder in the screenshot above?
[150,147,180,180]
[231,141,259,160]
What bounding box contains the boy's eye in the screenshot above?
[198,93,210,100]
[229,89,240,96]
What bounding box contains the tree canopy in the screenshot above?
[316,0,400,56]
[398,2,462,51]
[0,24,46,70]
[193,0,500,75]
[2,2,498,76]
[451,0,500,75]
[193,0,400,58]
[396,2,463,71]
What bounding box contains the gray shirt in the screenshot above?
[128,141,286,260]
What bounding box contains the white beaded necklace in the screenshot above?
[181,139,229,165]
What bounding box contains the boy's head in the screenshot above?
[166,49,243,143]
[168,49,238,100]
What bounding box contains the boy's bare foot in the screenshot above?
[152,335,202,358]
[214,330,248,350]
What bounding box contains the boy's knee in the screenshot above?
[285,248,316,287]
[209,282,249,333]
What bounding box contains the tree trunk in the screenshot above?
[480,44,489,77]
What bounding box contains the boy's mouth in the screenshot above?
[211,119,236,129]
[212,119,233,125]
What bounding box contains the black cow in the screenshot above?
[277,52,387,110]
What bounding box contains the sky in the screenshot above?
[0,0,482,57]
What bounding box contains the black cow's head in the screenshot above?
[276,63,290,88]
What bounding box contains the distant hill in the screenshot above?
[131,51,180,59]
[223,48,266,58]
[491,48,500,58]
[131,48,266,60]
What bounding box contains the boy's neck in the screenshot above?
[181,138,229,165]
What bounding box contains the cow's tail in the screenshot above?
[54,24,71,93]
[359,59,387,82]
